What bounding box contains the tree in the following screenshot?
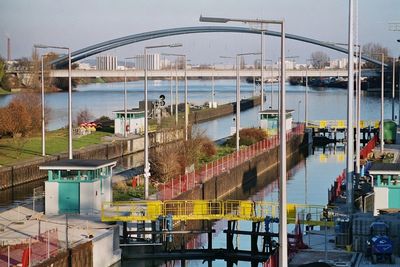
[310,51,330,69]
[75,108,94,126]
[362,42,390,68]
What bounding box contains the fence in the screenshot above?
[154,125,306,200]
[0,229,61,267]
[328,135,378,204]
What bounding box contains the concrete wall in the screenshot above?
[45,181,58,215]
[92,228,121,267]
[80,180,101,214]
[374,187,388,215]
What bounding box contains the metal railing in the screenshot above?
[157,124,305,200]
[101,199,334,226]
[307,120,380,129]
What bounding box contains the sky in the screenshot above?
[0,0,399,65]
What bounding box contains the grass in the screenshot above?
[0,88,11,95]
[0,129,112,166]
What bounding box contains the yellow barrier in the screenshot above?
[101,200,334,226]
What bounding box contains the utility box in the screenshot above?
[383,120,397,144]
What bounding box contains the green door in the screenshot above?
[59,182,80,213]
[388,188,400,209]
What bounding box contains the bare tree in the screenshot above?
[75,108,94,126]
[362,42,390,68]
[310,51,330,69]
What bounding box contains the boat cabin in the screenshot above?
[113,109,144,136]
[40,159,116,215]
[259,109,294,135]
[369,162,400,215]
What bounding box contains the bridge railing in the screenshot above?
[157,124,305,200]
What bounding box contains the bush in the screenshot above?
[226,127,267,147]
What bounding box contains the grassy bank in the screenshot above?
[0,129,112,166]
[0,88,11,95]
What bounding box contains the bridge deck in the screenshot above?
[101,200,334,227]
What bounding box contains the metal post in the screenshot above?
[65,214,69,249]
[278,21,287,267]
[261,30,264,110]
[124,59,127,138]
[356,47,361,175]
[392,57,395,121]
[7,245,10,267]
[270,63,273,108]
[184,55,188,141]
[170,64,173,115]
[346,0,355,213]
[47,226,50,258]
[29,238,31,267]
[41,55,45,156]
[144,47,150,199]
[212,65,215,107]
[68,48,72,160]
[305,64,308,126]
[380,53,385,153]
[175,59,178,125]
[236,55,240,151]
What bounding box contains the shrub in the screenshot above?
[226,127,267,147]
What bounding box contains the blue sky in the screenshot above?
[0,0,399,64]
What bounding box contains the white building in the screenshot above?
[135,53,160,70]
[113,109,145,136]
[96,55,118,70]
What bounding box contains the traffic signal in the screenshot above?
[323,208,329,219]
[159,94,165,106]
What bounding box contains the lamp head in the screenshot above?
[199,15,229,23]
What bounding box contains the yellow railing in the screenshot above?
[101,200,334,226]
[307,120,380,129]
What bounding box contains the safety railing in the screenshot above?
[101,199,334,226]
[157,124,305,200]
[307,120,380,129]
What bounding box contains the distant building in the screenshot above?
[330,58,348,69]
[135,53,160,70]
[76,62,93,70]
[96,55,118,70]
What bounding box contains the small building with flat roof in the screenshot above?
[259,109,294,135]
[40,159,117,215]
[368,162,400,215]
[113,109,144,136]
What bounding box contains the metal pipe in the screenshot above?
[380,53,385,153]
[170,64,173,115]
[261,30,264,110]
[346,0,355,213]
[175,59,178,125]
[305,63,308,126]
[278,20,287,267]
[236,55,240,152]
[144,46,149,199]
[392,57,395,121]
[41,55,45,156]
[124,59,127,137]
[184,55,188,141]
[68,48,72,159]
[356,47,361,175]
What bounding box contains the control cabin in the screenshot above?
[40,159,117,215]
[369,162,400,215]
[113,109,144,136]
[259,109,294,135]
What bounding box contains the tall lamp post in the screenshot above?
[201,15,287,266]
[144,44,181,199]
[161,53,189,140]
[123,57,137,138]
[34,44,71,159]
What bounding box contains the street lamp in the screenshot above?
[211,16,286,265]
[200,16,276,111]
[144,43,182,199]
[123,57,137,138]
[161,53,189,141]
[297,100,302,122]
[34,44,71,159]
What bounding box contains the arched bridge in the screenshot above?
[52,26,382,67]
